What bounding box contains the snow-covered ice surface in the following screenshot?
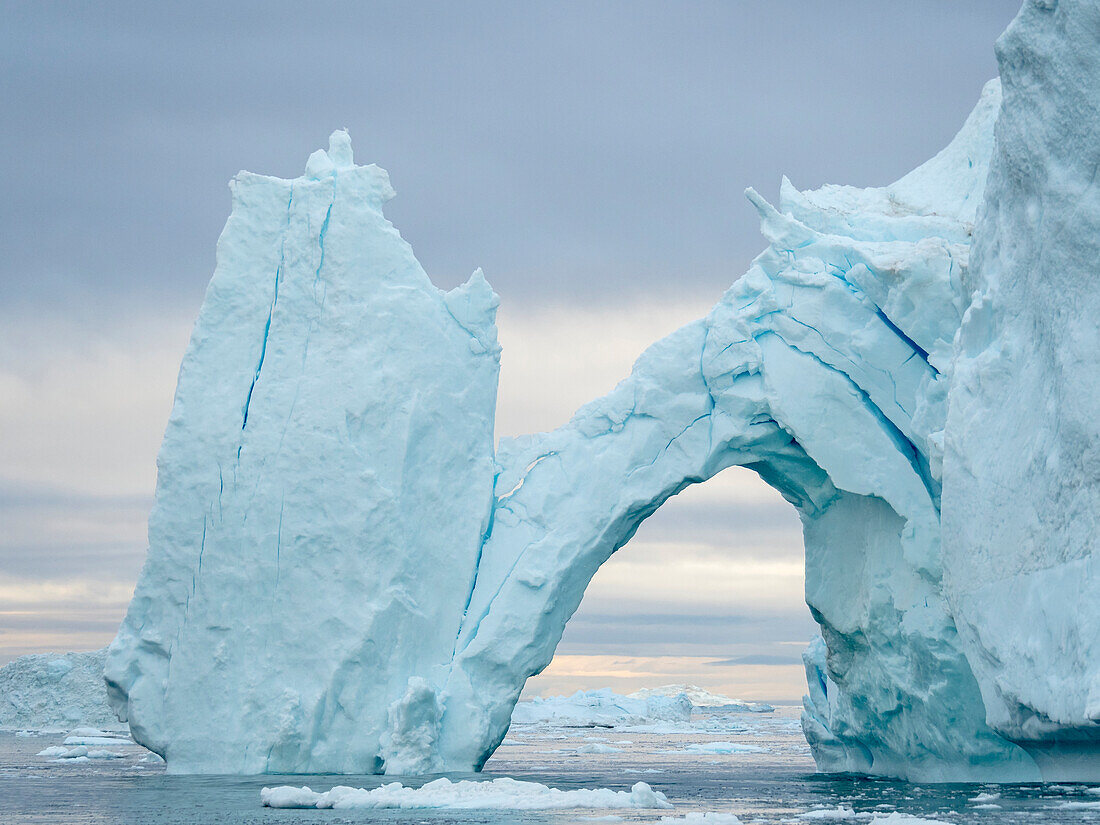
[1,706,1095,824]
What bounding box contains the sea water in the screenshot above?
[2,707,1096,823]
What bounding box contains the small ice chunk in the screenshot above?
[796,807,869,820]
[64,734,132,745]
[85,749,127,759]
[576,743,623,754]
[968,792,999,803]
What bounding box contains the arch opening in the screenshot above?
[523,465,813,706]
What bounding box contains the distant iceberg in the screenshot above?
[511,689,692,727]
[628,685,774,712]
[0,649,121,732]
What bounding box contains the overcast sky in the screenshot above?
[1,2,1017,699]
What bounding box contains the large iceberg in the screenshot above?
[105,1,1096,782]
[104,132,501,774]
[941,0,1100,781]
[436,76,1031,783]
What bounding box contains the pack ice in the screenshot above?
[106,1,1098,781]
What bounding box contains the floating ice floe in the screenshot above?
[672,742,766,755]
[795,806,871,820]
[37,745,127,760]
[791,811,952,825]
[575,743,624,754]
[1054,800,1100,810]
[659,813,744,824]
[260,777,671,810]
[63,727,133,746]
[967,792,999,803]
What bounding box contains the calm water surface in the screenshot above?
[2,707,1096,824]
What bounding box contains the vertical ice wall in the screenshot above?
[943,0,1100,780]
[104,132,501,773]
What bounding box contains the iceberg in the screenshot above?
[511,689,692,727]
[103,0,1097,782]
[941,0,1100,782]
[104,131,501,774]
[437,76,1028,783]
[628,685,774,712]
[0,649,122,732]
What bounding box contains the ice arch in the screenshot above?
[106,74,1055,780]
[435,85,1033,779]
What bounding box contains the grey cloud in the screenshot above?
[0,481,150,580]
[0,615,126,635]
[0,543,146,582]
[0,1,1018,663]
[2,1,1011,322]
[557,610,819,655]
[626,497,805,561]
[707,654,802,667]
[0,480,153,512]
